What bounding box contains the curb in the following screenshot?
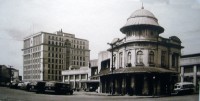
[83,92,161,98]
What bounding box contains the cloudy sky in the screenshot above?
[0,0,200,75]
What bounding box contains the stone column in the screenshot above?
[99,77,102,93]
[169,52,172,68]
[115,78,118,94]
[122,76,125,95]
[73,75,75,89]
[181,67,184,82]
[62,75,65,82]
[124,49,127,67]
[143,76,148,95]
[68,75,70,83]
[131,76,135,95]
[193,65,197,92]
[157,79,161,96]
[79,75,81,89]
[116,52,119,69]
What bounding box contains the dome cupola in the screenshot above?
[120,7,164,34]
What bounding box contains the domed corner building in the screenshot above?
[98,7,184,96]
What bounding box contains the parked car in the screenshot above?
[35,81,46,93]
[45,81,73,95]
[174,82,195,95]
[17,82,24,89]
[26,81,46,93]
[20,82,30,90]
[6,82,10,87]
[26,81,37,91]
[0,82,7,87]
[10,82,18,89]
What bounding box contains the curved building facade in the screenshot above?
[98,7,183,95]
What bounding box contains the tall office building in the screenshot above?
[22,30,90,82]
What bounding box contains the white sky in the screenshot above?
[0,0,200,75]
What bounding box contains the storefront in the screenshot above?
[99,67,178,95]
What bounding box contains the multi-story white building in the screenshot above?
[22,30,90,82]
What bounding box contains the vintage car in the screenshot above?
[174,82,195,95]
[45,81,73,95]
[9,82,18,89]
[19,82,30,90]
[27,81,46,93]
[35,81,46,93]
[26,82,37,91]
[17,82,24,89]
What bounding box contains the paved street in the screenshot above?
[0,87,198,101]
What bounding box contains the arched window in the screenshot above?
[161,51,166,67]
[149,51,154,64]
[119,52,123,68]
[136,51,143,64]
[127,52,132,67]
[128,52,131,63]
[172,53,179,68]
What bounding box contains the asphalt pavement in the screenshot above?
[0,87,199,101]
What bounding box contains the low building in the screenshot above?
[180,53,200,92]
[0,65,10,85]
[62,59,99,91]
[0,65,20,85]
[62,66,88,90]
[10,68,19,82]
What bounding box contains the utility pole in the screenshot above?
[108,43,114,95]
[9,65,12,83]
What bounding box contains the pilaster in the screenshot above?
[194,65,197,92]
[180,67,184,82]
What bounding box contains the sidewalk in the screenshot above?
[74,91,110,96]
[74,91,161,98]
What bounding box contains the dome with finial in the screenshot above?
[120,7,164,34]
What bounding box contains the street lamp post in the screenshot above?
[108,43,114,95]
[153,76,155,97]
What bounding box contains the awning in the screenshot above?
[90,68,110,78]
[112,67,178,74]
[92,67,178,77]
